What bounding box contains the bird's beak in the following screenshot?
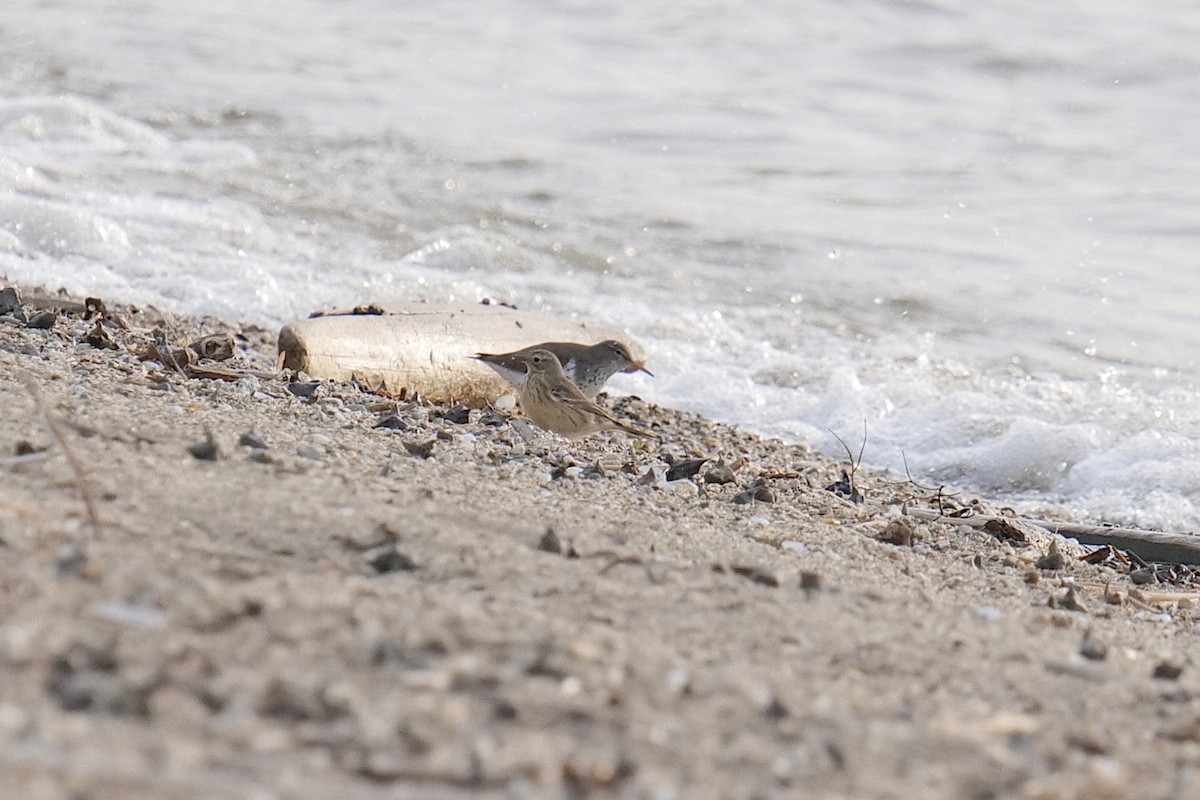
[629,361,654,377]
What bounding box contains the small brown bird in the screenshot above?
[516,349,658,440]
[474,339,651,399]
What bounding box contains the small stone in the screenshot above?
[975,605,1003,621]
[667,479,699,497]
[84,321,116,350]
[1035,540,1066,571]
[876,517,916,547]
[1050,586,1088,613]
[287,381,321,399]
[1129,567,1158,585]
[187,332,235,361]
[26,310,56,329]
[799,571,821,592]
[1153,661,1184,681]
[0,286,21,315]
[479,409,508,427]
[1079,631,1108,661]
[733,480,774,504]
[374,411,411,430]
[403,439,437,459]
[665,458,706,482]
[238,429,268,450]
[440,404,471,424]
[762,696,789,721]
[537,528,563,554]
[731,565,778,588]
[366,547,417,574]
[703,461,736,485]
[56,544,87,577]
[296,443,324,460]
[636,467,661,487]
[188,432,220,461]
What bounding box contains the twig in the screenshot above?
[904,506,1200,566]
[20,373,104,538]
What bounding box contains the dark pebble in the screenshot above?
[0,286,20,315]
[403,439,437,459]
[1035,541,1066,571]
[440,404,471,424]
[26,310,57,329]
[479,409,509,427]
[287,381,321,398]
[703,462,736,485]
[367,547,417,574]
[492,698,519,721]
[763,696,789,721]
[188,433,220,461]
[1129,567,1158,585]
[876,518,916,547]
[733,481,775,504]
[1079,631,1108,661]
[374,411,411,430]
[737,567,778,588]
[84,321,116,350]
[799,571,822,592]
[56,544,87,578]
[238,429,268,449]
[1153,661,1184,681]
[665,458,707,482]
[537,528,563,554]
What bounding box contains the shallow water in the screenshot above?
[4,0,1200,528]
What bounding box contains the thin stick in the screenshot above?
[20,373,104,538]
[904,506,1200,566]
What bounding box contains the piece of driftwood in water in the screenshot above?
[277,304,641,405]
[904,506,1200,566]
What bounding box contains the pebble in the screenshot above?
[366,546,418,574]
[1079,631,1108,661]
[703,462,736,485]
[975,605,1003,621]
[1153,660,1184,680]
[296,443,324,460]
[440,404,471,424]
[238,429,269,450]
[665,458,707,482]
[26,310,56,329]
[188,433,220,461]
[91,601,167,629]
[666,479,698,497]
[537,528,563,554]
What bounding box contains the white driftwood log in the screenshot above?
[278,304,640,405]
[904,506,1200,566]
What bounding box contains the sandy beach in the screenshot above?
[2,283,1198,800]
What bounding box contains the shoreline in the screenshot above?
[2,281,1198,799]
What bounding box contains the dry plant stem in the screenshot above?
[20,372,104,539]
[905,506,1200,566]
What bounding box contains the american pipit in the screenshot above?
[516,349,658,440]
[474,339,651,398]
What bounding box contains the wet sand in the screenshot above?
[1,284,1198,799]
